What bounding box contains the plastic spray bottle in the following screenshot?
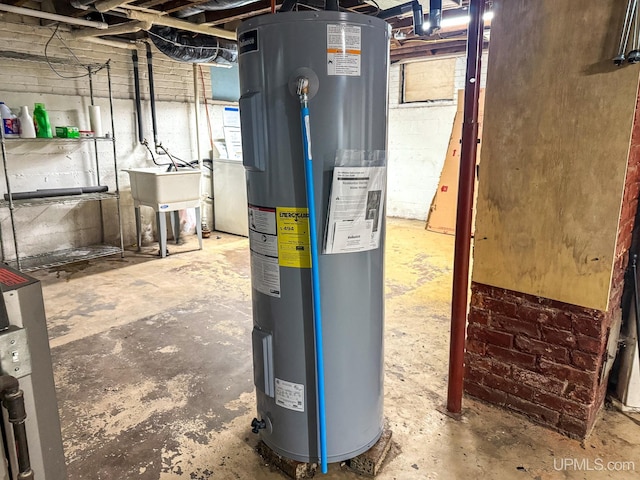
[33,103,52,138]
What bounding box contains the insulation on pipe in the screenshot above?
[3,186,108,201]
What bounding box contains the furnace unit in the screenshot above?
[0,266,67,479]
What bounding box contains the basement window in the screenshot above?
[402,57,456,103]
[210,64,240,102]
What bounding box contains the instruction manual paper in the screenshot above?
[324,166,386,254]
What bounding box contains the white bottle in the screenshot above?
[18,106,36,139]
[0,102,18,138]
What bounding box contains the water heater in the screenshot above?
[238,11,390,465]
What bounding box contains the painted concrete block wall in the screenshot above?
[0,20,229,259]
[387,53,488,220]
[0,18,485,260]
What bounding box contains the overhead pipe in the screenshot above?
[446,0,485,414]
[125,9,237,41]
[72,20,150,38]
[85,37,138,50]
[132,48,145,144]
[146,42,159,147]
[0,3,107,28]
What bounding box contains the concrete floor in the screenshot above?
[32,218,640,479]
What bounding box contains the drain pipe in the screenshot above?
[132,48,144,144]
[297,77,328,474]
[146,42,159,148]
[446,0,485,414]
[0,375,33,480]
[633,255,640,367]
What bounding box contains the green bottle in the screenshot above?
[33,103,52,138]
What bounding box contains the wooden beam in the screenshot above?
[390,40,488,63]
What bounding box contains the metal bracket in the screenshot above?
[0,328,31,379]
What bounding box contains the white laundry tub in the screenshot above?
[125,167,201,210]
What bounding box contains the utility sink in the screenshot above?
[125,167,201,210]
[125,167,203,258]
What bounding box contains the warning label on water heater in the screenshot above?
[327,24,361,77]
[275,378,305,412]
[248,205,280,298]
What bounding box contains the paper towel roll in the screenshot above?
[88,105,103,137]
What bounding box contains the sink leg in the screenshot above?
[135,207,142,252]
[157,211,167,258]
[171,211,181,245]
[196,207,202,250]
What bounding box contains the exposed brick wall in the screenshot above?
[465,284,610,437]
[465,89,640,439]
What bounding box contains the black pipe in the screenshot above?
[3,186,108,201]
[325,0,338,11]
[146,42,159,147]
[132,49,144,144]
[4,188,83,201]
[0,376,33,480]
[81,186,109,193]
[279,0,297,11]
[633,255,640,365]
[426,0,442,35]
[377,1,413,18]
[412,0,424,35]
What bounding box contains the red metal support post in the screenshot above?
[446,0,485,414]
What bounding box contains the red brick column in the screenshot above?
[464,94,640,438]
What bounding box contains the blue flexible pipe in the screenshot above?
[300,102,328,474]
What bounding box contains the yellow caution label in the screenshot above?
[276,207,311,268]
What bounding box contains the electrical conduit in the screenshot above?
[297,77,328,474]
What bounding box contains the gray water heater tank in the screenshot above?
[238,11,390,463]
